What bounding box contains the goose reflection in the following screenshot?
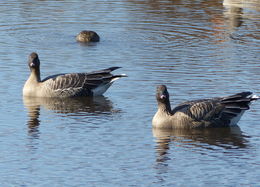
[223,0,260,30]
[223,1,244,30]
[25,102,41,138]
[23,96,117,136]
[153,126,248,163]
[223,0,260,10]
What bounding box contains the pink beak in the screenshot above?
[160,95,166,99]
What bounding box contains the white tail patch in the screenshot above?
[111,77,120,83]
[251,94,259,99]
[230,111,245,126]
[92,74,126,96]
[92,83,112,96]
[110,74,127,83]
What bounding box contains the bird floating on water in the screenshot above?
[153,85,259,129]
[23,52,126,97]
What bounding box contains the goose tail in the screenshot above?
[88,67,122,75]
[110,73,127,82]
[87,67,127,96]
[220,92,258,125]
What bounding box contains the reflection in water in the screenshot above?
[223,1,244,32]
[23,96,117,137]
[26,104,41,138]
[223,6,243,28]
[153,126,248,163]
[223,0,260,37]
[223,0,260,10]
[1,0,259,185]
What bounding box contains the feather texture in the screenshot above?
[23,53,126,97]
[153,85,258,129]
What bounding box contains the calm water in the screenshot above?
[0,0,259,186]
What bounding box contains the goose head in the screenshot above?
[156,85,170,105]
[28,52,40,72]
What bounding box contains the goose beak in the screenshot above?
[30,62,35,67]
[160,94,166,99]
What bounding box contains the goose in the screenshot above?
[23,52,126,97]
[76,30,100,42]
[152,85,259,129]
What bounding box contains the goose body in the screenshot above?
[23,53,126,97]
[153,85,258,129]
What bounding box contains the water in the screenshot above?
[0,0,259,186]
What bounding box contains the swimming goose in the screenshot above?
[152,85,259,129]
[23,52,126,97]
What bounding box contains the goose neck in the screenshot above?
[158,101,172,114]
[30,69,41,82]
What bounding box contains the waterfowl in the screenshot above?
[76,30,100,42]
[23,52,126,97]
[152,85,258,129]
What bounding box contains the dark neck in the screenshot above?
[30,68,41,82]
[158,100,171,114]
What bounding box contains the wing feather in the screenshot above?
[42,72,117,96]
[40,67,125,97]
[172,99,224,121]
[171,91,257,127]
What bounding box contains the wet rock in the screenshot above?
[76,30,100,42]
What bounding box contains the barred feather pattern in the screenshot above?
[41,69,125,97]
[153,85,258,129]
[24,53,126,97]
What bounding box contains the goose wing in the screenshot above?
[172,92,256,126]
[172,99,224,122]
[41,67,124,96]
[219,92,255,124]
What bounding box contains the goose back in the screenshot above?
[153,85,258,129]
[23,53,126,97]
